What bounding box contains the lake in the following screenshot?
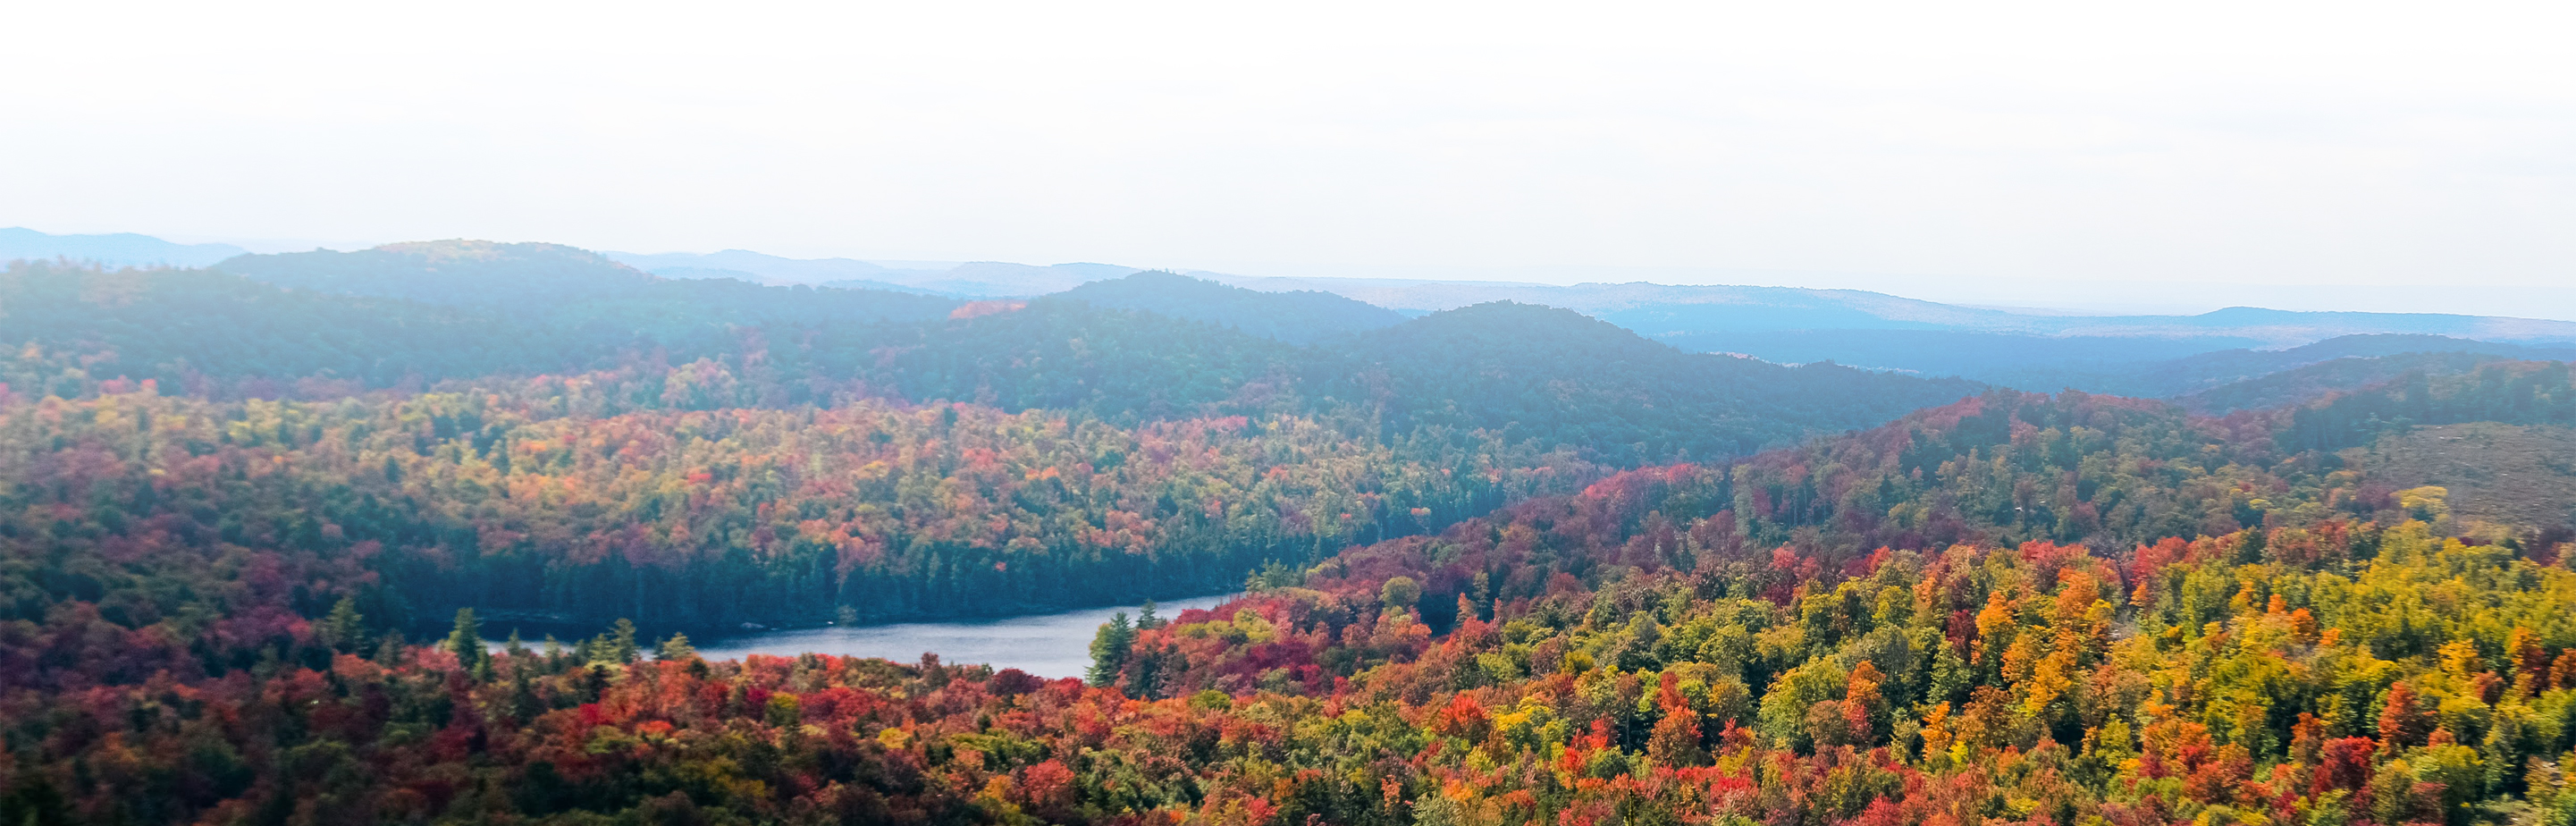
[680,594,1239,679]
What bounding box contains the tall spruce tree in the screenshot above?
[596,619,639,664]
[445,608,484,670]
[1087,611,1135,687]
[317,596,366,653]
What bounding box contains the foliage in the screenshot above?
[2282,360,2576,452]
[8,488,2573,824]
[11,252,2576,824]
[0,260,601,392]
[2179,352,2515,414]
[0,373,1597,635]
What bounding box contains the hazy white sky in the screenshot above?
[7,2,2573,314]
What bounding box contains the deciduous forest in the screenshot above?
[4,249,2575,826]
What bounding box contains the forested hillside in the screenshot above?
[0,257,959,399]
[0,373,1597,634]
[6,351,2575,825]
[4,257,1975,461]
[2357,422,2576,529]
[1053,271,1406,344]
[2178,352,2515,413]
[1996,334,2576,400]
[0,252,1974,642]
[217,241,661,307]
[1659,331,2576,403]
[1326,302,1979,464]
[0,261,603,392]
[216,240,962,336]
[11,239,2576,826]
[2279,360,2576,452]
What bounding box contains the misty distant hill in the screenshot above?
[578,245,2576,358]
[2174,351,2530,414]
[1322,301,1981,461]
[1054,272,1405,343]
[42,231,2576,402]
[1,227,248,268]
[849,297,1978,462]
[904,262,1141,298]
[215,240,958,324]
[7,251,1968,463]
[1659,329,2256,379]
[0,259,600,389]
[605,249,1139,297]
[1992,333,2576,398]
[219,240,660,307]
[46,232,2576,467]
[606,249,904,285]
[1190,274,2576,346]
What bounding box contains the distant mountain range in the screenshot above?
[1187,274,2576,340]
[1184,274,2576,380]
[11,228,2576,396]
[1997,333,2576,397]
[599,249,1141,297]
[585,244,2576,353]
[3,241,1977,464]
[0,227,247,267]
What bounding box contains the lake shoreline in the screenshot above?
[484,592,1242,679]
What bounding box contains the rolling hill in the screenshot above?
[0,226,248,268]
[1994,333,2576,397]
[4,251,1979,465]
[1319,302,1980,462]
[1052,271,1406,343]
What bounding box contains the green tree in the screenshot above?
[1088,611,1135,687]
[317,596,366,653]
[595,619,639,664]
[658,633,697,662]
[446,608,484,670]
[1381,576,1422,614]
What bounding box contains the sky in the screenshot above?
[6,1,2574,316]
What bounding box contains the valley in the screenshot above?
[3,233,2574,826]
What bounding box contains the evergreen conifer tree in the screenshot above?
[446,608,484,670]
[600,619,639,663]
[1087,611,1135,687]
[318,595,366,653]
[374,630,406,666]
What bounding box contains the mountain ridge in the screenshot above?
[1050,271,1405,343]
[1,226,249,268]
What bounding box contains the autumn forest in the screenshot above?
[5,242,2576,826]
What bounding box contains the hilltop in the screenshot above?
[1053,271,1405,343]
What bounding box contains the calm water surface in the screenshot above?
[684,594,1237,679]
